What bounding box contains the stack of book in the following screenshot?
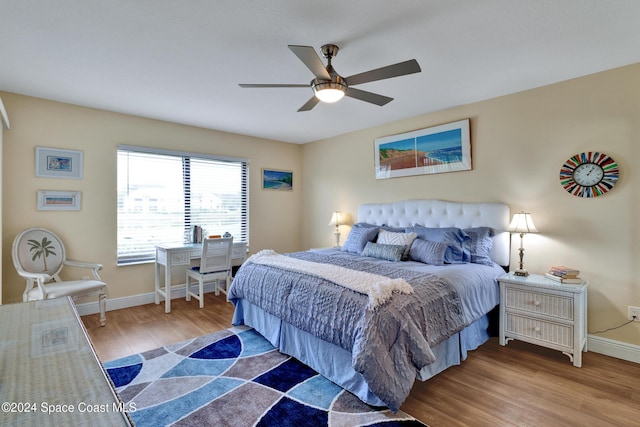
[545,266,582,284]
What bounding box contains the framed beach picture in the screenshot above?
[35,147,84,179]
[262,168,293,191]
[37,190,82,211]
[374,119,471,179]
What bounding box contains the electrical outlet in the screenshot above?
[628,306,640,322]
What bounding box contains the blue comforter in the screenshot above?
[228,251,479,411]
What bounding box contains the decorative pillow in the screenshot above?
[352,222,378,229]
[409,239,449,266]
[341,226,379,254]
[380,224,406,233]
[352,223,405,232]
[361,242,406,262]
[376,229,417,259]
[405,226,470,263]
[463,227,495,266]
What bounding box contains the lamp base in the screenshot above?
[514,269,529,277]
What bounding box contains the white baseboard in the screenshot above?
[587,334,640,364]
[74,283,220,316]
[76,292,640,365]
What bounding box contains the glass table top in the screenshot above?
[0,297,131,426]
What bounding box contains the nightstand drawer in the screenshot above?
[505,313,574,348]
[499,273,588,367]
[505,286,573,320]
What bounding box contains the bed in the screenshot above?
[227,199,510,411]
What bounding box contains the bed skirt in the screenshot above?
[231,299,492,407]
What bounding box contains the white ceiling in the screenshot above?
[2,0,640,144]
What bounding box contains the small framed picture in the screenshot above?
[262,168,293,191]
[35,147,84,179]
[37,190,82,211]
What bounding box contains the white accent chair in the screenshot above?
[12,228,109,326]
[186,237,233,308]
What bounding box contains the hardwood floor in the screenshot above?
[82,295,640,427]
[82,293,235,362]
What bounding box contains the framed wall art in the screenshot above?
[35,147,84,179]
[374,119,471,179]
[262,168,293,191]
[37,191,82,211]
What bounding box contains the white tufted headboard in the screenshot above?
[358,199,511,266]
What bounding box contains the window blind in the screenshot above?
[117,145,249,265]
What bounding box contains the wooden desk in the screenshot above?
[155,242,247,313]
[0,298,132,426]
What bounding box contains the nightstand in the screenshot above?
[498,272,588,367]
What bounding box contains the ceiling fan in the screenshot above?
[239,44,421,112]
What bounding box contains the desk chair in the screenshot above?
[12,227,109,326]
[186,237,233,308]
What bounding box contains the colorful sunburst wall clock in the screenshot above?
[559,152,619,198]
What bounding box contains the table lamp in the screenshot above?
[507,212,538,276]
[328,211,343,247]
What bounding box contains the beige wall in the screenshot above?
[301,63,640,346]
[1,92,302,303]
[3,62,640,348]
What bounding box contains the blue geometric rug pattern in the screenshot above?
[104,326,427,426]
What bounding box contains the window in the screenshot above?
[117,145,248,265]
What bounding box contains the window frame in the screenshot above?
[117,144,249,265]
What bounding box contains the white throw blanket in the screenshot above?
[247,250,413,308]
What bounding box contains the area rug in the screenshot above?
[104,325,427,426]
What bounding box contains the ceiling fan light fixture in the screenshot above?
[315,87,345,103]
[312,77,347,103]
[240,44,421,111]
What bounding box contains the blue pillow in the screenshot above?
[380,224,406,233]
[353,222,378,228]
[342,226,379,254]
[361,242,406,262]
[405,226,470,263]
[463,227,495,266]
[409,239,449,266]
[352,222,404,232]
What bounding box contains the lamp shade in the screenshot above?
[314,86,345,103]
[507,212,538,234]
[328,211,343,226]
[313,77,347,103]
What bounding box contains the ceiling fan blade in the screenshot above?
[288,45,331,80]
[345,59,421,86]
[297,96,320,112]
[345,87,393,106]
[239,84,309,88]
